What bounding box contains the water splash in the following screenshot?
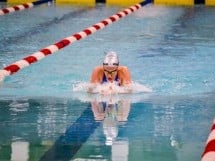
[72,81,152,94]
[72,81,152,104]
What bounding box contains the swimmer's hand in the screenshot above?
[118,85,132,94]
[87,83,98,93]
[87,83,111,94]
[87,82,133,94]
[100,85,117,95]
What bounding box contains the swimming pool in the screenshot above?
[0,2,215,161]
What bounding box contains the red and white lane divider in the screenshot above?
[0,3,33,16]
[0,0,151,82]
[202,118,215,161]
[0,0,51,16]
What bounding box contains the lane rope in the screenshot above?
[201,118,215,161]
[0,0,52,16]
[0,0,152,81]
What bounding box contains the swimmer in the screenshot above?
[88,51,132,94]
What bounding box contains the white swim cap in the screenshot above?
[103,51,119,66]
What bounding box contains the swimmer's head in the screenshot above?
[103,51,119,67]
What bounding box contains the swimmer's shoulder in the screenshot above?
[93,66,104,73]
[94,66,103,70]
[118,66,130,73]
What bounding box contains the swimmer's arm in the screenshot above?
[119,84,133,94]
[118,66,132,93]
[88,66,103,93]
[119,66,132,84]
[90,66,103,84]
[87,83,97,93]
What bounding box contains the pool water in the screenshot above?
[0,2,215,161]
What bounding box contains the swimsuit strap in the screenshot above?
[102,74,108,83]
[115,75,119,82]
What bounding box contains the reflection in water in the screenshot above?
[39,99,131,161]
[0,96,214,161]
[103,105,119,146]
[39,106,100,161]
[170,135,182,149]
[91,99,130,160]
[91,99,130,146]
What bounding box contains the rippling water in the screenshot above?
[0,3,215,161]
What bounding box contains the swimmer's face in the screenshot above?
[103,65,118,82]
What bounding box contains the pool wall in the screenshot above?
[154,0,215,6]
[4,0,215,6]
